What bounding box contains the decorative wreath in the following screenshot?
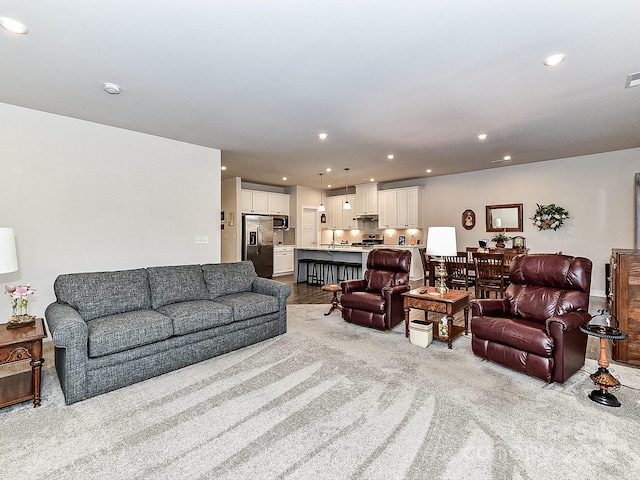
[531,203,570,231]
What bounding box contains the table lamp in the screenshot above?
[0,227,18,274]
[426,226,457,295]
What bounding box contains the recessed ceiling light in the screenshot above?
[318,133,328,140]
[0,17,28,34]
[282,177,287,181]
[387,154,394,160]
[221,166,227,171]
[477,133,488,140]
[327,184,332,188]
[325,167,331,172]
[103,82,121,95]
[544,54,565,67]
[370,178,375,182]
[503,155,511,161]
[426,169,432,174]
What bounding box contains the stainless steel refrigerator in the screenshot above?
[242,214,274,278]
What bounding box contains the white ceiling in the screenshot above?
[2,1,640,189]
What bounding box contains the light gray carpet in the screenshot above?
[2,305,639,480]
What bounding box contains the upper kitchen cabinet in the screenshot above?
[355,183,378,216]
[241,190,290,215]
[378,187,422,229]
[241,190,269,214]
[326,195,354,230]
[396,187,422,228]
[377,189,397,229]
[268,192,290,215]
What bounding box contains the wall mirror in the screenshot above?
[485,203,523,232]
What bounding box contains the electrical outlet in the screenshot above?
[195,236,209,244]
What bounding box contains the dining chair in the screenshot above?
[443,255,474,290]
[418,247,429,286]
[473,253,506,299]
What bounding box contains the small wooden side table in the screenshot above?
[0,318,47,408]
[403,287,470,349]
[321,283,343,316]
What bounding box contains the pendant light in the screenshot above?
[318,173,326,212]
[343,168,352,210]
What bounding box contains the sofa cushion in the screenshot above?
[147,265,209,309]
[87,310,173,358]
[214,292,279,321]
[156,300,234,336]
[202,261,257,299]
[54,269,152,321]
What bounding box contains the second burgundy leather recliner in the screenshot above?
[340,248,411,331]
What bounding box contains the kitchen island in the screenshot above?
[294,245,423,284]
[294,246,372,284]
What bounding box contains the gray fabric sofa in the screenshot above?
[45,261,291,405]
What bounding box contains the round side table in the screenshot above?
[321,284,342,316]
[580,324,628,407]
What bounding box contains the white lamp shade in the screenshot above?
[343,200,351,210]
[426,226,457,256]
[318,203,326,212]
[0,227,18,274]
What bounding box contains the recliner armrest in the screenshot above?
[381,284,410,302]
[342,279,367,294]
[470,298,510,317]
[546,311,590,332]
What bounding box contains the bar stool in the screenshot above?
[297,258,316,284]
[321,283,342,316]
[342,262,362,280]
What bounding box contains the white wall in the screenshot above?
[0,103,220,321]
[422,148,640,296]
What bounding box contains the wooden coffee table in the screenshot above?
[0,318,47,408]
[403,287,470,349]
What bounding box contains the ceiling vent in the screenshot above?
[625,72,640,89]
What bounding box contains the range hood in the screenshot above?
[353,214,379,220]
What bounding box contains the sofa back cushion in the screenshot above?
[147,264,209,309]
[54,268,152,321]
[506,254,592,323]
[202,261,257,299]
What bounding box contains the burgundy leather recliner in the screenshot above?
[470,254,592,383]
[340,248,411,330]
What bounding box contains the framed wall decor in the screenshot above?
[398,235,406,245]
[462,209,476,230]
[228,212,235,226]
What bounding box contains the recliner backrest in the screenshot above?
[506,254,592,323]
[364,248,411,293]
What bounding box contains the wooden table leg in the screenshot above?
[30,339,44,407]
[404,306,410,337]
[463,306,469,335]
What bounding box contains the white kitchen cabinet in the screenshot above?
[396,187,421,228]
[268,193,290,215]
[377,190,397,229]
[355,183,378,216]
[241,190,269,214]
[327,195,354,229]
[273,246,295,275]
[378,187,421,228]
[242,190,289,215]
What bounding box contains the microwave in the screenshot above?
[272,215,289,230]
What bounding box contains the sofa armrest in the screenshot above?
[546,311,590,332]
[45,302,89,351]
[470,298,510,317]
[342,279,367,294]
[252,277,292,310]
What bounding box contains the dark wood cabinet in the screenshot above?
[610,249,640,365]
